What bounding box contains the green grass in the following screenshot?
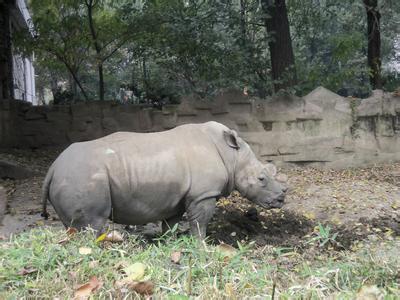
[0,227,399,299]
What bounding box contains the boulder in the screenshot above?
[0,160,37,179]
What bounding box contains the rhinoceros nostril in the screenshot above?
[282,186,288,193]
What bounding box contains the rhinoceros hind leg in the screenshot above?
[70,213,108,237]
[187,197,216,239]
[56,206,109,237]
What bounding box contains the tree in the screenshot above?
[18,0,92,101]
[363,0,382,89]
[261,0,297,92]
[0,0,14,100]
[17,0,138,101]
[84,0,133,101]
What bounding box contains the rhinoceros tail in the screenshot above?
[41,166,54,220]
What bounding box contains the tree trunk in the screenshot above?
[68,72,78,102]
[261,0,297,92]
[143,56,149,95]
[98,63,104,100]
[239,0,247,47]
[363,0,382,89]
[0,0,14,100]
[86,0,104,101]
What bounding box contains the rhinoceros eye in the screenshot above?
[258,174,266,182]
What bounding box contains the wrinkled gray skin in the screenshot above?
[42,121,287,238]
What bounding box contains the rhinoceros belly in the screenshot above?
[106,148,191,225]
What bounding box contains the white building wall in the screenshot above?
[10,0,36,104]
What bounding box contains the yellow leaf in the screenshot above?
[243,283,253,289]
[79,247,92,255]
[95,233,107,243]
[303,212,316,220]
[124,263,146,281]
[225,283,236,299]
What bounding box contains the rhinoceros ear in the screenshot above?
[223,130,240,149]
[264,163,277,177]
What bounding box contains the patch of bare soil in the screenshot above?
[0,149,399,250]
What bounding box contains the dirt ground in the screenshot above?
[0,148,399,250]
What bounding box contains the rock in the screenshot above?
[0,160,37,179]
[0,186,6,225]
[245,207,259,222]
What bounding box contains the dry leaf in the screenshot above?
[79,247,92,255]
[58,227,78,244]
[124,263,146,281]
[130,280,154,296]
[89,260,99,269]
[17,267,38,276]
[303,212,316,220]
[74,276,102,300]
[115,260,129,270]
[225,283,236,299]
[355,285,384,300]
[69,271,78,280]
[171,251,181,264]
[57,237,70,245]
[216,243,237,261]
[66,227,78,236]
[103,230,124,242]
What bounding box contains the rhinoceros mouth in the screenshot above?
[260,195,285,209]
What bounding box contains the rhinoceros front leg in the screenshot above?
[186,197,216,239]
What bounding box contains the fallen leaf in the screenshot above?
[95,232,107,243]
[58,227,78,244]
[130,280,154,296]
[243,282,253,289]
[103,230,124,243]
[216,243,237,260]
[225,283,236,299]
[66,227,78,236]
[355,285,384,300]
[57,237,70,245]
[302,212,316,220]
[69,271,78,280]
[17,267,38,276]
[79,247,92,255]
[124,263,146,281]
[115,260,129,270]
[89,260,99,269]
[74,276,102,300]
[171,251,181,264]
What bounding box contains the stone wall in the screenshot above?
[1,87,400,169]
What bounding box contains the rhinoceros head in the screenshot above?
[241,162,288,209]
[224,129,288,209]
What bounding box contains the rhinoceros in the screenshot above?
[42,121,287,238]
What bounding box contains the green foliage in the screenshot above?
[307,223,338,248]
[14,0,400,101]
